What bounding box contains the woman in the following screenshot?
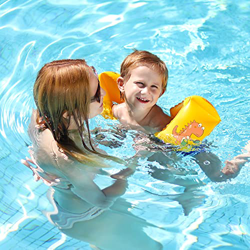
[22,59,162,250]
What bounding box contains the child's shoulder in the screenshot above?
[112,103,126,120]
[149,105,172,132]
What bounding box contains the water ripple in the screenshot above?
[0,0,249,249]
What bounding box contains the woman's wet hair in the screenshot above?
[34,59,123,167]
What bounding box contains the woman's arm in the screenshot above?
[61,161,130,209]
[69,173,127,209]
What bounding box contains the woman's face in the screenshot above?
[88,66,105,119]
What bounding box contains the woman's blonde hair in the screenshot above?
[34,59,122,167]
[120,50,168,91]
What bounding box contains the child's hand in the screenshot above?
[222,141,250,177]
[133,135,155,158]
[222,160,241,176]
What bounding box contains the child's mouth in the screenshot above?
[137,97,149,103]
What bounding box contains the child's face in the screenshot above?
[121,66,163,110]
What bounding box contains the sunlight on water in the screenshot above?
[180,209,204,250]
[0,0,249,249]
[0,199,36,241]
[47,233,67,250]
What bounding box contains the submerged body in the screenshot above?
[26,110,162,250]
[22,59,162,250]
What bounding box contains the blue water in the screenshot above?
[0,0,250,249]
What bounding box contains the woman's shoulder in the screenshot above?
[27,110,99,178]
[27,110,68,165]
[28,114,54,150]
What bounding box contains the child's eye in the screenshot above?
[135,82,144,87]
[151,85,158,89]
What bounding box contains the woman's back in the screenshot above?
[27,110,99,212]
[22,59,163,250]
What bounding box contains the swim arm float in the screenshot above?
[99,71,221,148]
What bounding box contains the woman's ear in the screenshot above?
[117,77,125,92]
[62,111,69,118]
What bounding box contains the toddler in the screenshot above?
[111,50,250,181]
[112,50,172,134]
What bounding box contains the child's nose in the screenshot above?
[141,87,149,94]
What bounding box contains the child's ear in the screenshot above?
[160,88,166,97]
[117,77,125,92]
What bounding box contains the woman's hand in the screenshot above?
[110,167,135,180]
[21,157,41,181]
[110,156,138,180]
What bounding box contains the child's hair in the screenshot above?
[120,50,168,91]
[34,59,123,167]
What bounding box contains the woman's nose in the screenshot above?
[101,87,106,97]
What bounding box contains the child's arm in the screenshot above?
[194,152,225,182]
[221,141,250,176]
[150,106,172,132]
[194,141,250,182]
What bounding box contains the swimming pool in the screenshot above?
[0,0,249,249]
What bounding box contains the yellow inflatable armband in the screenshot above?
[99,71,122,120]
[99,72,221,148]
[155,96,221,147]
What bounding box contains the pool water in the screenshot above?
[0,0,250,249]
